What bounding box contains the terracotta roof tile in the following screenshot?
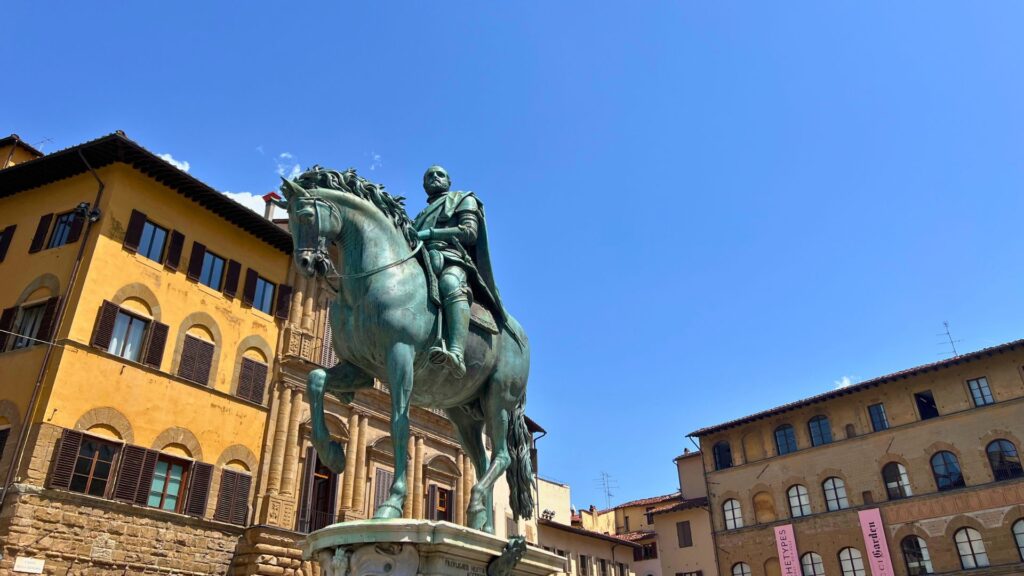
[614,530,656,542]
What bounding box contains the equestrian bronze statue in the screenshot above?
[278,165,532,534]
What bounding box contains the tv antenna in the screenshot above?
[32,137,53,150]
[594,471,618,509]
[937,321,961,358]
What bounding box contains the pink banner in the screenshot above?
[858,509,895,576]
[773,524,802,576]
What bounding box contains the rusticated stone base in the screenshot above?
[229,524,319,576]
[303,520,563,576]
[0,483,243,575]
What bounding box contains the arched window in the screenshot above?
[882,462,912,499]
[954,527,989,569]
[900,536,933,575]
[774,425,798,455]
[800,552,824,576]
[808,415,832,446]
[930,451,965,491]
[712,441,733,470]
[823,477,849,511]
[986,439,1023,481]
[723,499,743,530]
[731,563,751,576]
[1013,519,1024,561]
[787,485,811,518]
[838,547,865,576]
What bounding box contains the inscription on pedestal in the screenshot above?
[445,558,488,576]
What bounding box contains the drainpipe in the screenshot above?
[689,435,721,576]
[0,150,105,513]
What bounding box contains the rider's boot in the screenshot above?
[430,297,470,378]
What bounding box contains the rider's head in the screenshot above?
[423,165,450,197]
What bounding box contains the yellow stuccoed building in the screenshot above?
[0,132,293,574]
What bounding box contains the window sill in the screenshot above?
[195,281,229,300]
[132,251,167,272]
[248,307,274,322]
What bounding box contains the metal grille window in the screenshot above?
[723,499,743,530]
[838,547,866,576]
[823,477,849,511]
[882,462,912,499]
[800,553,825,576]
[967,377,994,406]
[954,527,989,569]
[807,416,832,446]
[868,403,888,431]
[930,451,965,491]
[787,485,811,517]
[900,536,934,576]
[987,439,1023,481]
[730,564,750,576]
[775,424,798,455]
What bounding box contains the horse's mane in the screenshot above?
[296,165,417,248]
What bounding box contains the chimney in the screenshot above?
[262,192,282,220]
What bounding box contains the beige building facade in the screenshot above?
[692,339,1024,576]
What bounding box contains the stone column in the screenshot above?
[341,411,361,510]
[351,417,369,514]
[290,273,304,328]
[403,435,416,518]
[267,384,293,494]
[281,388,304,497]
[412,437,425,519]
[302,276,316,331]
[462,454,474,526]
[456,453,466,525]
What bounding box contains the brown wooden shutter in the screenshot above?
[250,360,268,404]
[179,335,214,385]
[186,242,206,281]
[373,468,394,513]
[234,472,253,525]
[223,260,241,298]
[29,213,53,253]
[275,284,293,320]
[164,230,185,270]
[214,469,238,523]
[427,484,438,520]
[0,306,16,351]
[143,321,169,368]
[113,444,150,502]
[194,338,214,385]
[185,461,213,517]
[90,301,120,350]
[237,358,254,401]
[35,296,61,342]
[0,225,16,262]
[66,214,84,244]
[49,429,84,489]
[676,520,692,547]
[123,210,147,252]
[134,450,159,506]
[297,446,317,531]
[242,269,258,306]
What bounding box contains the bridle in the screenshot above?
[296,194,423,286]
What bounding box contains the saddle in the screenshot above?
[471,302,499,334]
[417,246,498,336]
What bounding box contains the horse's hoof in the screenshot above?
[468,507,488,531]
[373,503,404,519]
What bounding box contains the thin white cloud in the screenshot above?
[222,191,270,215]
[833,375,856,389]
[275,151,301,180]
[256,145,265,155]
[279,152,293,159]
[369,152,383,171]
[158,153,190,173]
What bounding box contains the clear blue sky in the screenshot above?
[6,2,1024,511]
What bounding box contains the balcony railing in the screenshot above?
[296,509,336,534]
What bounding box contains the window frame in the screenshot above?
[730,564,751,576]
[900,536,934,576]
[930,451,965,492]
[146,454,191,513]
[823,477,849,511]
[838,547,866,576]
[966,376,994,407]
[807,415,832,446]
[712,441,732,470]
[787,484,812,518]
[137,220,169,264]
[914,390,939,420]
[10,302,46,350]
[774,424,798,455]
[1013,519,1024,562]
[198,250,227,291]
[253,275,276,314]
[723,498,743,530]
[986,439,1023,481]
[108,309,150,362]
[882,462,912,499]
[800,552,825,576]
[867,403,889,431]
[68,434,121,498]
[954,527,989,569]
[46,211,76,249]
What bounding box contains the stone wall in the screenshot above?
[0,483,244,575]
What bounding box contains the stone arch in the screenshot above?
[301,411,349,441]
[370,436,396,465]
[171,311,223,385]
[110,282,163,322]
[215,444,258,473]
[763,557,781,576]
[425,454,461,478]
[742,431,766,463]
[152,426,203,461]
[752,491,777,524]
[73,406,134,444]
[229,334,275,401]
[16,273,60,305]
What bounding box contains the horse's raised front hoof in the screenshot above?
[373,501,404,520]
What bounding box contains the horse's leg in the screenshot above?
[445,405,490,531]
[374,342,416,519]
[307,361,374,474]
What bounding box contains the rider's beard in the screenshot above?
[426,181,448,199]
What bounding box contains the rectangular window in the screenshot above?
[600,559,608,576]
[0,427,10,462]
[11,303,45,350]
[199,251,226,291]
[506,516,518,537]
[147,455,190,512]
[580,555,591,576]
[436,486,453,522]
[108,310,149,362]
[868,403,889,431]
[253,276,275,314]
[638,542,657,560]
[47,212,76,249]
[967,377,994,407]
[624,516,630,532]
[645,506,654,525]
[617,562,625,576]
[69,436,119,497]
[676,520,693,547]
[137,221,169,264]
[914,391,939,420]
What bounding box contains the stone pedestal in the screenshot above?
[303,520,564,576]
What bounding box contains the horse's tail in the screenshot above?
[506,402,535,521]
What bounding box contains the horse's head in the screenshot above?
[279,176,342,278]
